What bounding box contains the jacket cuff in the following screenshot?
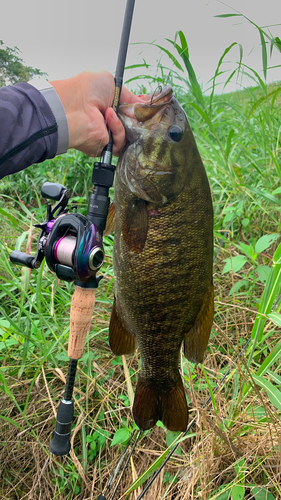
[28,78,69,154]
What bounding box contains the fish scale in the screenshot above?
[107,86,214,431]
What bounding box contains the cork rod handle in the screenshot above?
[68,285,96,359]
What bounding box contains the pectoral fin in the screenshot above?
[109,297,137,355]
[104,202,116,236]
[122,198,148,253]
[184,284,214,364]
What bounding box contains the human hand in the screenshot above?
[50,71,144,157]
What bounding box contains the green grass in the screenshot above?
[0,19,281,500]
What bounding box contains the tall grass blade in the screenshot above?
[166,31,205,107]
[258,28,267,81]
[253,374,281,411]
[124,433,195,496]
[249,242,281,363]
[270,36,281,54]
[214,14,242,18]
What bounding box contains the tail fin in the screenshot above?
[133,376,188,432]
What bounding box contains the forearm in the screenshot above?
[0,83,65,180]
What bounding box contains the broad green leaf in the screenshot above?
[242,218,249,227]
[234,458,245,480]
[255,234,279,255]
[156,421,165,429]
[211,486,231,500]
[222,256,247,275]
[0,338,18,351]
[256,265,270,283]
[228,280,248,296]
[252,486,276,500]
[166,430,182,455]
[111,428,130,447]
[253,374,281,411]
[231,485,245,500]
[236,242,255,261]
[0,319,10,336]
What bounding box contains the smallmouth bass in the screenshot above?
[107,86,214,432]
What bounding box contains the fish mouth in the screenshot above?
[137,85,173,105]
[119,85,173,123]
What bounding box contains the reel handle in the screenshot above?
[10,250,39,269]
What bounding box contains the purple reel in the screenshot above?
[45,213,104,282]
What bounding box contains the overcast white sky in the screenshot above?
[1,0,280,94]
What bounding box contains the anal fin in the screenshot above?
[109,297,137,355]
[184,284,214,363]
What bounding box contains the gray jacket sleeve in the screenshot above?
[0,82,69,180]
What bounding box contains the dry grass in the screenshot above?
[1,241,281,500]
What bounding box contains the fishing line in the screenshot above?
[108,430,141,500]
[97,430,140,500]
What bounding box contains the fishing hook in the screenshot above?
[150,85,162,105]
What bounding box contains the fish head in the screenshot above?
[118,85,194,205]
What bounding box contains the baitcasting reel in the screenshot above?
[10,181,104,283]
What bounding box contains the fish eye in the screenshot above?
[168,125,183,142]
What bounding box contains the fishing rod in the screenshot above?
[10,0,136,457]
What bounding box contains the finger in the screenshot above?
[105,108,126,156]
[120,86,146,104]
